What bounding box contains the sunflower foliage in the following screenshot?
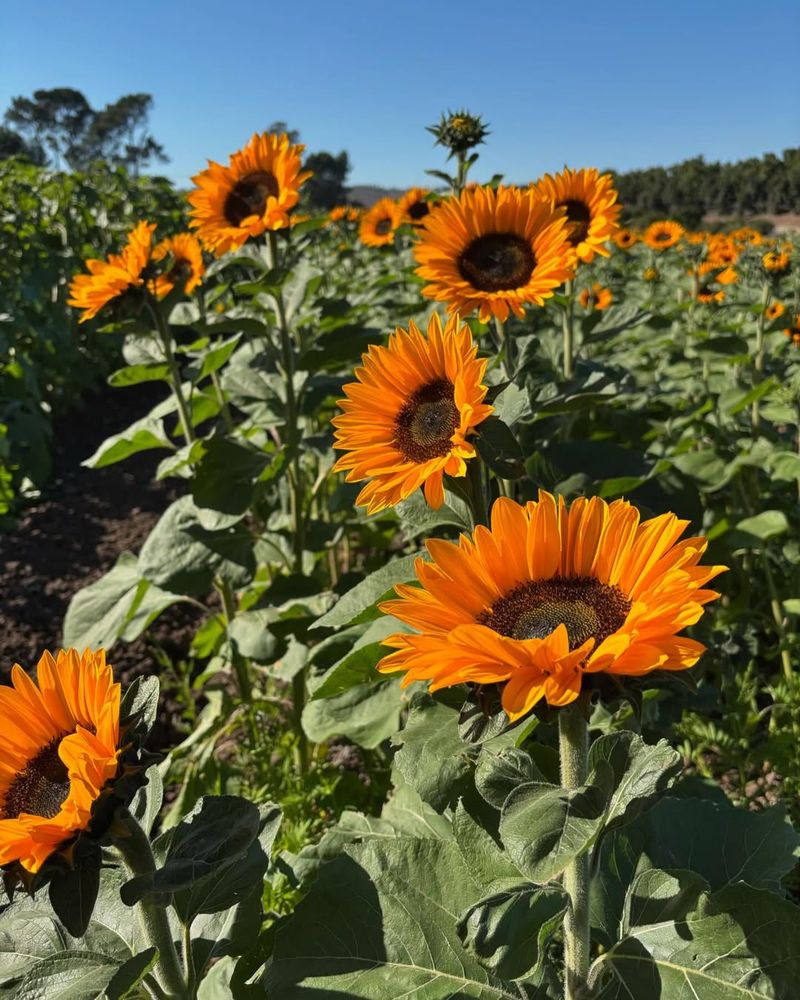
[2,116,797,998]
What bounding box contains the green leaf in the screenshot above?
[14,952,120,1000]
[194,332,242,380]
[82,415,173,468]
[138,496,254,594]
[227,609,278,662]
[767,451,800,482]
[458,885,568,981]
[729,510,789,548]
[267,839,533,998]
[106,948,158,1000]
[191,435,269,529]
[622,868,709,933]
[312,553,426,630]
[476,416,526,479]
[48,859,100,938]
[592,885,800,999]
[393,690,478,811]
[311,618,406,700]
[475,747,547,810]
[108,362,171,386]
[301,677,404,749]
[491,382,530,425]
[62,551,183,650]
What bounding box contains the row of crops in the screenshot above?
[1,116,800,998]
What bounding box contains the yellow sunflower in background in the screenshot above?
[532,167,621,263]
[706,238,739,267]
[644,220,684,250]
[68,221,155,323]
[766,300,785,320]
[328,205,349,223]
[0,649,121,874]
[784,314,800,344]
[414,185,576,322]
[359,197,402,247]
[614,229,637,250]
[763,250,791,276]
[684,231,707,245]
[151,233,205,298]
[379,492,724,718]
[578,283,613,310]
[188,132,311,255]
[643,267,658,282]
[694,261,734,303]
[398,187,436,225]
[332,313,493,513]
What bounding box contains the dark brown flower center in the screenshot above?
[1,737,70,820]
[375,217,393,236]
[654,231,671,243]
[407,201,430,221]
[167,257,192,286]
[224,170,279,227]
[393,378,459,462]
[458,233,535,292]
[559,199,592,246]
[477,576,631,651]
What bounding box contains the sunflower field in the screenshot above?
[2,113,800,1000]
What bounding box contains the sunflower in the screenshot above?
[532,167,621,263]
[766,300,785,320]
[398,187,436,225]
[578,283,613,311]
[643,221,684,250]
[151,233,205,299]
[414,185,576,323]
[332,313,493,513]
[613,229,637,250]
[67,220,155,323]
[643,267,658,282]
[693,261,731,303]
[0,649,121,874]
[683,231,707,245]
[379,493,724,718]
[763,250,791,276]
[784,314,800,343]
[188,132,311,255]
[328,205,349,223]
[359,197,402,247]
[706,238,739,267]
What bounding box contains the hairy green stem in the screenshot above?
[147,299,195,446]
[559,702,590,1000]
[115,812,188,999]
[752,282,770,430]
[267,230,309,773]
[562,280,575,380]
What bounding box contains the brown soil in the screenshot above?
[0,384,206,750]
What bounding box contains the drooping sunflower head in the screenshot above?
[67,220,156,323]
[359,197,402,247]
[151,232,205,299]
[578,283,613,311]
[532,167,622,263]
[398,187,436,225]
[414,185,576,323]
[332,313,493,514]
[188,133,311,256]
[644,220,684,250]
[0,649,123,875]
[614,229,637,250]
[379,492,725,720]
[762,250,791,276]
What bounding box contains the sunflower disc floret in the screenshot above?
[378,492,725,719]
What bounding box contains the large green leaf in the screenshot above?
[82,414,173,468]
[62,551,184,650]
[312,554,426,630]
[266,839,540,998]
[592,885,800,999]
[301,677,404,749]
[191,435,269,529]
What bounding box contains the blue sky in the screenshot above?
[2,0,797,189]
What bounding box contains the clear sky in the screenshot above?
[2,0,798,190]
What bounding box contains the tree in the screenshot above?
[304,150,350,209]
[0,125,45,165]
[2,88,168,173]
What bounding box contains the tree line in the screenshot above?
[611,149,800,226]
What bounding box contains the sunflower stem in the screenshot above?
[267,229,309,774]
[559,700,591,1000]
[752,282,770,431]
[147,299,195,447]
[115,811,189,1000]
[562,279,575,380]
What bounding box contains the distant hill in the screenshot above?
[347,184,405,207]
